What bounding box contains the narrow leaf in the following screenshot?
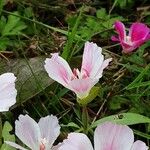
[91,113,150,128]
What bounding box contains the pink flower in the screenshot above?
[6,114,60,150]
[0,73,17,112]
[59,122,148,150]
[44,42,112,99]
[111,21,150,53]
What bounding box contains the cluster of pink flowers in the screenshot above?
[1,21,150,110]
[0,20,150,150]
[112,21,150,53]
[43,22,150,100]
[6,114,148,150]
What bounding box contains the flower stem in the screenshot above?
[82,106,89,134]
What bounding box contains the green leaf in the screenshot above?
[91,113,150,128]
[0,0,5,15]
[62,6,83,60]
[96,8,107,19]
[137,41,150,57]
[126,81,150,89]
[125,65,150,90]
[120,63,143,73]
[0,37,10,50]
[116,0,134,8]
[133,129,150,139]
[5,22,26,36]
[1,121,16,150]
[24,7,34,18]
[61,122,80,128]
[77,86,100,106]
[109,96,129,110]
[123,53,145,66]
[0,16,6,32]
[2,11,27,36]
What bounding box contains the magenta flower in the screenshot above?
[0,73,17,112]
[44,42,112,99]
[6,114,60,150]
[112,21,150,53]
[59,122,148,150]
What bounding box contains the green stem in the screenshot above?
[2,10,83,42]
[0,113,2,148]
[2,10,68,36]
[62,5,84,61]
[82,106,89,134]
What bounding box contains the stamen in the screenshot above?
[40,143,45,150]
[73,68,81,79]
[125,36,133,45]
[40,138,47,150]
[72,68,88,79]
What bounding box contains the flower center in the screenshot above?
[125,36,133,45]
[40,143,45,150]
[72,68,88,80]
[40,138,47,150]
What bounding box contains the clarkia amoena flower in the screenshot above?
[58,122,148,150]
[44,42,112,99]
[111,21,150,53]
[0,73,17,112]
[6,114,60,150]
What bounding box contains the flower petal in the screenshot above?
[15,114,41,150]
[68,78,98,99]
[38,115,60,149]
[111,36,120,41]
[59,133,93,150]
[44,53,74,87]
[131,141,148,150]
[94,122,134,150]
[5,141,28,150]
[121,42,136,53]
[114,21,126,41]
[129,23,150,42]
[94,58,112,79]
[0,73,17,112]
[81,42,111,79]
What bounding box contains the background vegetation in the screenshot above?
[1,0,150,149]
